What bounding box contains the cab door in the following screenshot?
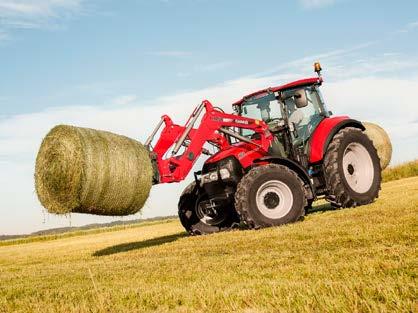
[285,86,327,148]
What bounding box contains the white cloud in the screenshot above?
[176,71,191,78]
[0,29,8,40]
[408,21,418,28]
[0,0,82,18]
[0,0,84,38]
[254,41,378,78]
[323,77,418,143]
[389,20,418,35]
[175,61,234,78]
[196,61,233,72]
[111,94,138,106]
[299,0,336,9]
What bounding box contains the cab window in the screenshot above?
[240,93,282,136]
[286,86,325,145]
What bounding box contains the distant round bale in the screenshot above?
[363,122,392,170]
[35,125,153,216]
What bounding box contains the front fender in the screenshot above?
[254,156,314,199]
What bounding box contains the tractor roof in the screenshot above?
[232,77,322,106]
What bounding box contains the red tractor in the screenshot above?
[145,63,381,235]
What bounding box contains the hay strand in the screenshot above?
[35,125,153,216]
[363,122,392,170]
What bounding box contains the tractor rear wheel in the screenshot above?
[178,182,239,235]
[235,164,306,229]
[324,127,381,207]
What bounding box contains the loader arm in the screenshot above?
[145,100,273,183]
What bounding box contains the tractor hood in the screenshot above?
[205,142,267,169]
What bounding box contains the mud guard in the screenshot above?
[254,156,315,200]
[309,117,365,164]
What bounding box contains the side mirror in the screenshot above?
[294,89,308,108]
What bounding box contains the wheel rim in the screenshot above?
[255,180,293,219]
[195,195,226,226]
[342,142,374,193]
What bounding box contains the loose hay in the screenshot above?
[35,125,153,216]
[363,122,392,170]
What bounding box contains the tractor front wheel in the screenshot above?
[178,182,239,235]
[235,164,306,229]
[324,127,381,207]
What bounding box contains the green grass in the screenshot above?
[382,159,418,182]
[1,177,417,312]
[0,219,176,247]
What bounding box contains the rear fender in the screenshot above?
[309,117,365,164]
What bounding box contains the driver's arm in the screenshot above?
[289,110,304,125]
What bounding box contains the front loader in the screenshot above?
[145,63,382,235]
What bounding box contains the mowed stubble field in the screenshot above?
[1,177,417,313]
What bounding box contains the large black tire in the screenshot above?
[235,164,306,229]
[178,182,239,235]
[324,127,381,207]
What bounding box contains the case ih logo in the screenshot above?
[216,117,249,125]
[234,119,249,125]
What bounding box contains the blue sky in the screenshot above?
[0,0,417,234]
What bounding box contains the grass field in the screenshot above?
[382,159,418,182]
[1,177,417,312]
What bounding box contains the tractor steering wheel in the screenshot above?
[266,120,286,133]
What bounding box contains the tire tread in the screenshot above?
[235,164,307,229]
[324,127,381,207]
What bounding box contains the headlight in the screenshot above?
[219,168,230,179]
[201,168,230,185]
[209,172,218,181]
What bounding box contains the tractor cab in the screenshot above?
[233,65,329,158]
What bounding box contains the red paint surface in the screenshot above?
[309,116,350,163]
[206,142,266,169]
[232,77,322,106]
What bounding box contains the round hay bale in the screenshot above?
[35,125,153,216]
[363,122,392,170]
